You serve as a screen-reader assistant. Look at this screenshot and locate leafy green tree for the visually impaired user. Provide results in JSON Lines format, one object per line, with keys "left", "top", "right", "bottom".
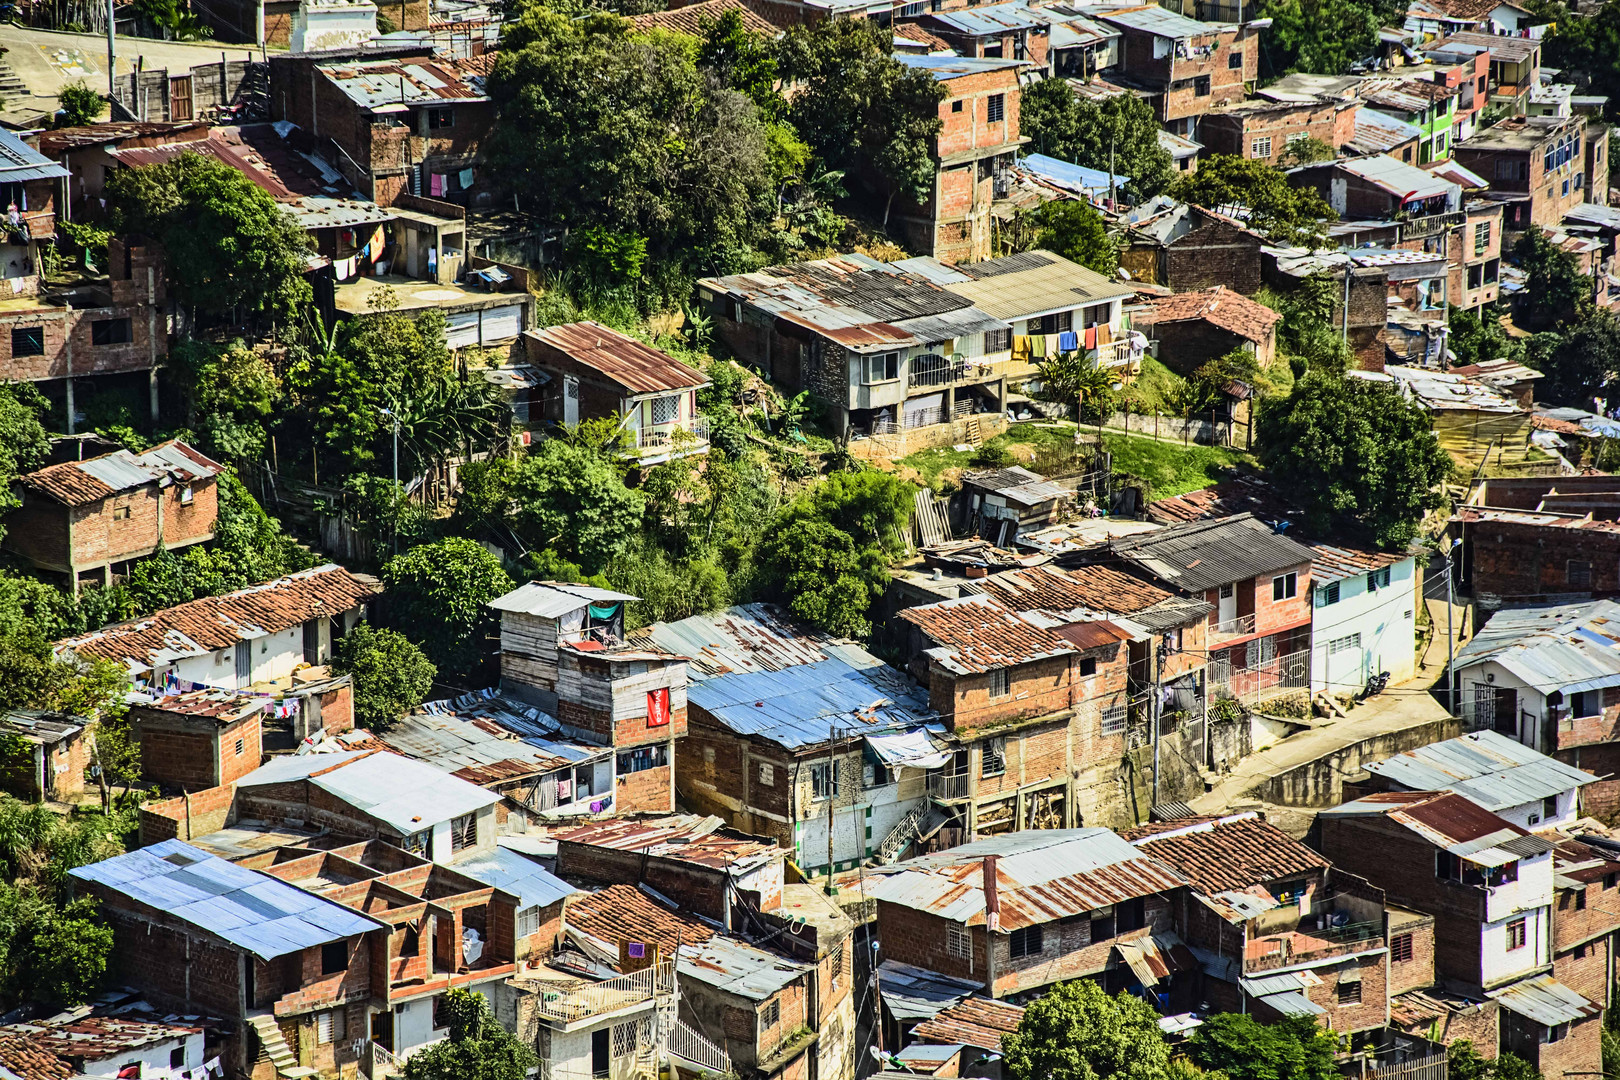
{"left": 1002, "top": 978, "right": 1170, "bottom": 1080}
{"left": 759, "top": 517, "right": 886, "bottom": 638}
{"left": 382, "top": 537, "right": 513, "bottom": 679}
{"left": 1258, "top": 0, "right": 1383, "bottom": 77}
{"left": 333, "top": 624, "right": 437, "bottom": 731}
{"left": 1447, "top": 1041, "right": 1491, "bottom": 1080}
{"left": 1026, "top": 200, "right": 1119, "bottom": 275}
{"left": 1539, "top": 309, "right": 1620, "bottom": 408}
{"left": 1019, "top": 81, "right": 1176, "bottom": 200}
{"left": 168, "top": 339, "right": 281, "bottom": 464}
{"left": 1277, "top": 136, "right": 1336, "bottom": 166}
{"left": 511, "top": 438, "right": 645, "bottom": 574}
{"left": 104, "top": 152, "right": 312, "bottom": 325}
{"left": 1542, "top": 0, "right": 1620, "bottom": 119}
{"left": 793, "top": 469, "right": 914, "bottom": 553}
{"left": 1513, "top": 226, "right": 1593, "bottom": 331}
{"left": 1038, "top": 352, "right": 1117, "bottom": 419}
{"left": 1173, "top": 155, "right": 1333, "bottom": 247}
{"left": 403, "top": 989, "right": 537, "bottom": 1080}
{"left": 778, "top": 19, "right": 946, "bottom": 223}
{"left": 1448, "top": 304, "right": 1523, "bottom": 367}
{"left": 1257, "top": 275, "right": 1352, "bottom": 373}
{"left": 1257, "top": 371, "right": 1450, "bottom": 548}
{"left": 1492, "top": 1054, "right": 1543, "bottom": 1080}
{"left": 1186, "top": 1014, "right": 1340, "bottom": 1080}
{"left": 0, "top": 384, "right": 50, "bottom": 546}
{"left": 701, "top": 9, "right": 787, "bottom": 121}
{"left": 54, "top": 82, "right": 103, "bottom": 127}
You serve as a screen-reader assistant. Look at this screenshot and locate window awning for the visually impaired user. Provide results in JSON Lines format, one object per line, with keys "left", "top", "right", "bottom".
{"left": 1338, "top": 965, "right": 1362, "bottom": 985}
{"left": 866, "top": 726, "right": 952, "bottom": 770}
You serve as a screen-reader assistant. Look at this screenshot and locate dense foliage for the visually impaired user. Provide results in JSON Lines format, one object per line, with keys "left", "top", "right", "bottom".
{"left": 0, "top": 384, "right": 50, "bottom": 545}
{"left": 381, "top": 537, "right": 515, "bottom": 680}
{"left": 1003, "top": 979, "right": 1171, "bottom": 1080}
{"left": 333, "top": 624, "right": 438, "bottom": 731}
{"left": 1186, "top": 1014, "right": 1341, "bottom": 1080}
{"left": 1173, "top": 155, "right": 1333, "bottom": 247}
{"left": 1019, "top": 81, "right": 1176, "bottom": 201}
{"left": 403, "top": 989, "right": 537, "bottom": 1080}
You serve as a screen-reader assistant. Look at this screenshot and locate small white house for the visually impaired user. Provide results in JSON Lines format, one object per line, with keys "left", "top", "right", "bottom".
{"left": 10, "top": 1013, "right": 205, "bottom": 1078}
{"left": 1363, "top": 730, "right": 1596, "bottom": 832}
{"left": 1309, "top": 546, "right": 1418, "bottom": 697}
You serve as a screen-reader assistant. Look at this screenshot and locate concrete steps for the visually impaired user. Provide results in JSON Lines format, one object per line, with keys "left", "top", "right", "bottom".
{"left": 247, "top": 1013, "right": 313, "bottom": 1078}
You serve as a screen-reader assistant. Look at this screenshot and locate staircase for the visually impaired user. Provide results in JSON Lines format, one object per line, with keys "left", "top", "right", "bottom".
{"left": 248, "top": 1013, "right": 317, "bottom": 1078}
{"left": 872, "top": 804, "right": 925, "bottom": 866}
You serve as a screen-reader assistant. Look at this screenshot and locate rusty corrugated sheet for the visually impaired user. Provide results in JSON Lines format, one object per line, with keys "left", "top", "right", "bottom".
{"left": 554, "top": 814, "right": 780, "bottom": 872}
{"left": 528, "top": 322, "right": 710, "bottom": 395}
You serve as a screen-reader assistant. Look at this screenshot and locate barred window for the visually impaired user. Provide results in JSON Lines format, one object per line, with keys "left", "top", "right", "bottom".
{"left": 947, "top": 925, "right": 971, "bottom": 958}
{"left": 1391, "top": 933, "right": 1414, "bottom": 962}
{"left": 1368, "top": 567, "right": 1391, "bottom": 590}
{"left": 987, "top": 669, "right": 1010, "bottom": 699}
{"left": 1337, "top": 980, "right": 1362, "bottom": 1005}
{"left": 981, "top": 738, "right": 1006, "bottom": 777}
{"left": 1100, "top": 703, "right": 1128, "bottom": 736}
{"left": 987, "top": 94, "right": 1005, "bottom": 123}
{"left": 984, "top": 328, "right": 1012, "bottom": 353}
{"left": 1507, "top": 918, "right": 1527, "bottom": 951}
{"left": 450, "top": 813, "right": 477, "bottom": 853}
{"left": 612, "top": 1020, "right": 637, "bottom": 1057}
{"left": 1252, "top": 136, "right": 1272, "bottom": 159}
{"left": 1009, "top": 925, "right": 1043, "bottom": 958}
{"left": 811, "top": 763, "right": 838, "bottom": 800}
{"left": 516, "top": 906, "right": 541, "bottom": 938}
{"left": 761, "top": 999, "right": 780, "bottom": 1029}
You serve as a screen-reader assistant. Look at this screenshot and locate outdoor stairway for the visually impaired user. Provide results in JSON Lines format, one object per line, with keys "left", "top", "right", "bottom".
{"left": 873, "top": 804, "right": 925, "bottom": 865}
{"left": 248, "top": 1013, "right": 316, "bottom": 1078}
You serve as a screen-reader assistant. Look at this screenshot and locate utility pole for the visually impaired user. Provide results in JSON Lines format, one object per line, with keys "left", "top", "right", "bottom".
{"left": 1108, "top": 136, "right": 1117, "bottom": 210}
{"left": 1151, "top": 638, "right": 1167, "bottom": 809}
{"left": 1445, "top": 537, "right": 1461, "bottom": 714}
{"left": 106, "top": 0, "right": 116, "bottom": 101}
{"left": 825, "top": 721, "right": 837, "bottom": 896}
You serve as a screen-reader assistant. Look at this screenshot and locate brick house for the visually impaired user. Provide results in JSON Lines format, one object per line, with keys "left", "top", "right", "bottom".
{"left": 1454, "top": 116, "right": 1597, "bottom": 231}
{"left": 1096, "top": 7, "right": 1259, "bottom": 136}
{"left": 1135, "top": 286, "right": 1281, "bottom": 377}
{"left": 1105, "top": 514, "right": 1316, "bottom": 708}
{"left": 1403, "top": 0, "right": 1534, "bottom": 38}
{"left": 1453, "top": 199, "right": 1504, "bottom": 311}
{"left": 890, "top": 56, "right": 1029, "bottom": 263}
{"left": 268, "top": 47, "right": 494, "bottom": 209}
{"left": 677, "top": 935, "right": 818, "bottom": 1080}
{"left": 1121, "top": 205, "right": 1268, "bottom": 295}
{"left": 56, "top": 564, "right": 378, "bottom": 689}
{"left": 128, "top": 690, "right": 269, "bottom": 792}
{"left": 523, "top": 322, "right": 712, "bottom": 464}
{"left": 0, "top": 128, "right": 69, "bottom": 293}
{"left": 1359, "top": 730, "right": 1593, "bottom": 833}
{"left": 1548, "top": 836, "right": 1620, "bottom": 1011}
{"left": 1196, "top": 97, "right": 1360, "bottom": 166}
{"left": 1290, "top": 155, "right": 1462, "bottom": 222}
{"left": 904, "top": 1, "right": 1052, "bottom": 66}
{"left": 1122, "top": 812, "right": 1392, "bottom": 1034}
{"left": 1423, "top": 32, "right": 1540, "bottom": 116}
{"left": 869, "top": 829, "right": 1194, "bottom": 999}
{"left": 3, "top": 440, "right": 221, "bottom": 592}
{"left": 635, "top": 604, "right": 940, "bottom": 875}
{"left": 0, "top": 710, "right": 88, "bottom": 802}
{"left": 898, "top": 594, "right": 1138, "bottom": 836}
{"left": 1415, "top": 40, "right": 1494, "bottom": 143}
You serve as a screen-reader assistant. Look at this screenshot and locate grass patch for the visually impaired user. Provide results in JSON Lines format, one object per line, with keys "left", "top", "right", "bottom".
{"left": 1103, "top": 434, "right": 1252, "bottom": 500}
{"left": 1119, "top": 356, "right": 1190, "bottom": 414}
{"left": 898, "top": 422, "right": 1088, "bottom": 488}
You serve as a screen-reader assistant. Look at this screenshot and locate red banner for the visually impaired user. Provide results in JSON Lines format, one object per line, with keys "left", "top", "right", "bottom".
{"left": 647, "top": 687, "right": 670, "bottom": 727}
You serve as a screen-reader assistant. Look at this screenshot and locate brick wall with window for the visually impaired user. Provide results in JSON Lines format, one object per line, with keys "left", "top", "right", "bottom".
{"left": 1387, "top": 913, "right": 1438, "bottom": 996}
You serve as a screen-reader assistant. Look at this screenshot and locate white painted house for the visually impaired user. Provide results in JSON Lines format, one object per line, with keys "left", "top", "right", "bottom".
{"left": 8, "top": 1012, "right": 206, "bottom": 1078}
{"left": 1309, "top": 545, "right": 1418, "bottom": 697}
{"left": 1363, "top": 729, "right": 1595, "bottom": 832}
{"left": 55, "top": 565, "right": 378, "bottom": 691}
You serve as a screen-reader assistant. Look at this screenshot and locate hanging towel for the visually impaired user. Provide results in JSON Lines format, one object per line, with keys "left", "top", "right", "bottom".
{"left": 1083, "top": 325, "right": 1098, "bottom": 350}
{"left": 430, "top": 172, "right": 446, "bottom": 196}
{"left": 1058, "top": 330, "right": 1079, "bottom": 353}
{"left": 1098, "top": 322, "right": 1113, "bottom": 346}
{"left": 459, "top": 167, "right": 476, "bottom": 190}
{"left": 1012, "top": 334, "right": 1032, "bottom": 362}
{"left": 1031, "top": 334, "right": 1048, "bottom": 359}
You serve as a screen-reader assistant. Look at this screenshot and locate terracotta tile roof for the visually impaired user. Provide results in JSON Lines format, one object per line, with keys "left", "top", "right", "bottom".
{"left": 898, "top": 593, "right": 1080, "bottom": 674}
{"left": 910, "top": 997, "right": 1024, "bottom": 1049}
{"left": 11, "top": 1015, "right": 204, "bottom": 1062}
{"left": 1121, "top": 812, "right": 1330, "bottom": 895}
{"left": 895, "top": 21, "right": 952, "bottom": 49}
{"left": 58, "top": 565, "right": 380, "bottom": 672}
{"left": 1412, "top": 0, "right": 1525, "bottom": 20}
{"left": 21, "top": 440, "right": 222, "bottom": 507}
{"left": 0, "top": 1032, "right": 72, "bottom": 1079}
{"left": 630, "top": 0, "right": 782, "bottom": 36}
{"left": 527, "top": 322, "right": 710, "bottom": 395}
{"left": 1144, "top": 286, "right": 1280, "bottom": 344}
{"left": 566, "top": 884, "right": 714, "bottom": 959}
{"left": 979, "top": 564, "right": 1175, "bottom": 617}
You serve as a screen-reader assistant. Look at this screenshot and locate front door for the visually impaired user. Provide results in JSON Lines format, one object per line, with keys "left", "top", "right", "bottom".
{"left": 302, "top": 619, "right": 321, "bottom": 665}
{"left": 591, "top": 1028, "right": 610, "bottom": 1079}
{"left": 563, "top": 375, "right": 580, "bottom": 425}
{"left": 370, "top": 1008, "right": 392, "bottom": 1051}
{"left": 1493, "top": 686, "right": 1519, "bottom": 737}
{"left": 235, "top": 641, "right": 252, "bottom": 687}
{"left": 1218, "top": 583, "right": 1236, "bottom": 625}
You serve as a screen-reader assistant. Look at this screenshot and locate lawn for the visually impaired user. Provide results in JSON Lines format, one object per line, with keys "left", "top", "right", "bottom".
{"left": 897, "top": 422, "right": 1085, "bottom": 487}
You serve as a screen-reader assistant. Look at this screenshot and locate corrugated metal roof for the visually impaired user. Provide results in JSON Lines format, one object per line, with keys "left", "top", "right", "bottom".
{"left": 554, "top": 814, "right": 783, "bottom": 873}
{"left": 488, "top": 580, "right": 638, "bottom": 618}
{"left": 901, "top": 593, "right": 1082, "bottom": 675}
{"left": 22, "top": 440, "right": 222, "bottom": 507}
{"left": 381, "top": 705, "right": 594, "bottom": 783}
{"left": 236, "top": 748, "right": 498, "bottom": 833}
{"left": 910, "top": 996, "right": 1024, "bottom": 1048}
{"left": 1334, "top": 155, "right": 1459, "bottom": 205}
{"left": 877, "top": 961, "right": 981, "bottom": 1022}
{"left": 632, "top": 604, "right": 930, "bottom": 749}
{"left": 677, "top": 935, "right": 811, "bottom": 1000}
{"left": 1366, "top": 730, "right": 1596, "bottom": 811}
{"left": 1108, "top": 513, "right": 1315, "bottom": 594}
{"left": 452, "top": 846, "right": 577, "bottom": 911}
{"left": 1455, "top": 599, "right": 1620, "bottom": 695}
{"left": 1489, "top": 975, "right": 1601, "bottom": 1026}
{"left": 943, "top": 246, "right": 1134, "bottom": 318}
{"left": 0, "top": 128, "right": 70, "bottom": 184}
{"left": 1346, "top": 107, "right": 1425, "bottom": 154}
{"left": 1256, "top": 989, "right": 1327, "bottom": 1016}
{"left": 527, "top": 322, "right": 710, "bottom": 395}
{"left": 1097, "top": 5, "right": 1232, "bottom": 35}
{"left": 0, "top": 709, "right": 85, "bottom": 744}
{"left": 922, "top": 0, "right": 1046, "bottom": 35}
{"left": 316, "top": 57, "right": 488, "bottom": 108}
{"left": 68, "top": 839, "right": 385, "bottom": 961}
{"left": 893, "top": 54, "right": 1029, "bottom": 80}
{"left": 1322, "top": 791, "right": 1557, "bottom": 863}
{"left": 867, "top": 828, "right": 1189, "bottom": 930}
{"left": 1122, "top": 812, "right": 1331, "bottom": 896}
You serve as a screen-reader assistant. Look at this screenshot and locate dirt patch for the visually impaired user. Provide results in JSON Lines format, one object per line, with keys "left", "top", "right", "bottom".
{"left": 1001, "top": 442, "right": 1038, "bottom": 464}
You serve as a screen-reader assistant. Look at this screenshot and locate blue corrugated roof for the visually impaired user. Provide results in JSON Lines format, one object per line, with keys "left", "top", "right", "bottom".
{"left": 69, "top": 839, "right": 385, "bottom": 960}
{"left": 453, "top": 846, "right": 577, "bottom": 912}
{"left": 894, "top": 54, "right": 1028, "bottom": 79}
{"left": 1020, "top": 152, "right": 1131, "bottom": 195}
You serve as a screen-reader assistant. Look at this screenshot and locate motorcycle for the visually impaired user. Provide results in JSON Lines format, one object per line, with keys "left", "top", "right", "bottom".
{"left": 1362, "top": 671, "right": 1392, "bottom": 699}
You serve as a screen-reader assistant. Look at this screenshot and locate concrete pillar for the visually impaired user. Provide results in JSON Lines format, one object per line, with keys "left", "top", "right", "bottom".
{"left": 63, "top": 305, "right": 75, "bottom": 436}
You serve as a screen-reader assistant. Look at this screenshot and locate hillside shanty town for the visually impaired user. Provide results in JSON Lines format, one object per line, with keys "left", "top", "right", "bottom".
{"left": 19, "top": 0, "right": 1620, "bottom": 1078}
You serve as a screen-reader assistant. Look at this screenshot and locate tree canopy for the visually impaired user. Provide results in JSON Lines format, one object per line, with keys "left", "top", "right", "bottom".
{"left": 1257, "top": 371, "right": 1450, "bottom": 548}
{"left": 1186, "top": 1014, "right": 1341, "bottom": 1080}
{"left": 1257, "top": 0, "right": 1386, "bottom": 77}
{"left": 1173, "top": 155, "right": 1332, "bottom": 247}
{"left": 512, "top": 435, "right": 647, "bottom": 574}
{"left": 0, "top": 384, "right": 50, "bottom": 547}
{"left": 1019, "top": 81, "right": 1176, "bottom": 201}
{"left": 403, "top": 989, "right": 537, "bottom": 1080}
{"left": 1512, "top": 226, "right": 1594, "bottom": 332}
{"left": 1003, "top": 978, "right": 1171, "bottom": 1080}
{"left": 1026, "top": 200, "right": 1120, "bottom": 275}
{"left": 333, "top": 624, "right": 437, "bottom": 731}
{"left": 381, "top": 537, "right": 514, "bottom": 680}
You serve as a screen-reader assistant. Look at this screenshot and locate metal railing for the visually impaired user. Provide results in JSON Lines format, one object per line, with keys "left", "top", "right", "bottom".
{"left": 927, "top": 771, "right": 972, "bottom": 801}
{"left": 1211, "top": 612, "right": 1257, "bottom": 639}
{"left": 369, "top": 1042, "right": 405, "bottom": 1078}
{"left": 1372, "top": 1052, "right": 1449, "bottom": 1080}
{"left": 530, "top": 961, "right": 675, "bottom": 1025}
{"left": 1207, "top": 648, "right": 1310, "bottom": 707}
{"left": 909, "top": 358, "right": 1004, "bottom": 389}
{"left": 636, "top": 416, "right": 710, "bottom": 451}
{"left": 668, "top": 1019, "right": 731, "bottom": 1075}
{"left": 875, "top": 804, "right": 926, "bottom": 865}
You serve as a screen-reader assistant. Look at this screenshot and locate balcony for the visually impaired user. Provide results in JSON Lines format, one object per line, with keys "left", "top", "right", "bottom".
{"left": 1400, "top": 211, "right": 1465, "bottom": 241}
{"left": 928, "top": 771, "right": 972, "bottom": 801}
{"left": 909, "top": 356, "right": 1005, "bottom": 390}
{"left": 1245, "top": 918, "right": 1384, "bottom": 973}
{"left": 635, "top": 416, "right": 710, "bottom": 459}
{"left": 1210, "top": 612, "right": 1256, "bottom": 640}
{"left": 530, "top": 961, "right": 675, "bottom": 1030}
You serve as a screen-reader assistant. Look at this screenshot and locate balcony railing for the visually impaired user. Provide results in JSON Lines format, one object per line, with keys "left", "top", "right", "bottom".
{"left": 928, "top": 771, "right": 972, "bottom": 801}
{"left": 669, "top": 1019, "right": 731, "bottom": 1076}
{"left": 530, "top": 961, "right": 675, "bottom": 1025}
{"left": 1211, "top": 612, "right": 1256, "bottom": 639}
{"left": 636, "top": 416, "right": 710, "bottom": 453}
{"left": 909, "top": 357, "right": 1004, "bottom": 389}
{"left": 1246, "top": 920, "right": 1384, "bottom": 972}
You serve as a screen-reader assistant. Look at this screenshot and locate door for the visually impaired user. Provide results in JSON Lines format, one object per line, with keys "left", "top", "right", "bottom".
{"left": 479, "top": 305, "right": 522, "bottom": 344}
{"left": 1324, "top": 633, "right": 1363, "bottom": 696}
{"left": 370, "top": 1008, "right": 392, "bottom": 1052}
{"left": 1493, "top": 686, "right": 1519, "bottom": 737}
{"left": 235, "top": 641, "right": 252, "bottom": 687}
{"left": 303, "top": 619, "right": 321, "bottom": 665}
{"left": 169, "top": 75, "right": 193, "bottom": 121}
{"left": 1218, "top": 583, "right": 1236, "bottom": 625}
{"left": 563, "top": 375, "right": 580, "bottom": 425}
{"left": 591, "top": 1028, "right": 610, "bottom": 1079}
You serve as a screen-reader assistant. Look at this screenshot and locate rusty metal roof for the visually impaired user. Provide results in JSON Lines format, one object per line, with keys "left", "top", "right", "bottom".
{"left": 57, "top": 565, "right": 379, "bottom": 674}
{"left": 36, "top": 120, "right": 208, "bottom": 156}
{"left": 8, "top": 1014, "right": 202, "bottom": 1062}
{"left": 554, "top": 814, "right": 783, "bottom": 873}
{"left": 1323, "top": 790, "right": 1558, "bottom": 862}
{"left": 980, "top": 564, "right": 1175, "bottom": 617}
{"left": 867, "top": 828, "right": 1189, "bottom": 930}
{"left": 22, "top": 440, "right": 222, "bottom": 507}
{"left": 900, "top": 593, "right": 1081, "bottom": 674}
{"left": 316, "top": 57, "right": 488, "bottom": 108}
{"left": 910, "top": 997, "right": 1024, "bottom": 1049}
{"left": 133, "top": 688, "right": 267, "bottom": 725}
{"left": 630, "top": 0, "right": 782, "bottom": 35}
{"left": 1108, "top": 513, "right": 1315, "bottom": 594}
{"left": 0, "top": 709, "right": 85, "bottom": 745}
{"left": 1122, "top": 811, "right": 1330, "bottom": 897}
{"left": 528, "top": 322, "right": 710, "bottom": 395}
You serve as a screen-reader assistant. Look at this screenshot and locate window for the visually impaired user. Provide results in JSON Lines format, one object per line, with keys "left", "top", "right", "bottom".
{"left": 1544, "top": 795, "right": 1560, "bottom": 819}
{"left": 761, "top": 999, "right": 780, "bottom": 1029}
{"left": 171, "top": 1047, "right": 185, "bottom": 1069}
{"left": 91, "top": 318, "right": 132, "bottom": 346}
{"left": 617, "top": 743, "right": 669, "bottom": 774}
{"left": 759, "top": 762, "right": 774, "bottom": 786}
{"left": 984, "top": 328, "right": 1012, "bottom": 352}
{"left": 1228, "top": 50, "right": 1243, "bottom": 68}
{"left": 987, "top": 94, "right": 1005, "bottom": 123}
{"left": 112, "top": 505, "right": 132, "bottom": 521}
{"left": 864, "top": 352, "right": 899, "bottom": 383}
{"left": 1568, "top": 559, "right": 1593, "bottom": 589}
{"left": 321, "top": 941, "right": 348, "bottom": 975}
{"left": 987, "top": 669, "right": 1010, "bottom": 699}
{"left": 403, "top": 830, "right": 430, "bottom": 858}
{"left": 1507, "top": 918, "right": 1527, "bottom": 951}
{"left": 1436, "top": 850, "right": 1459, "bottom": 880}
{"left": 982, "top": 738, "right": 1006, "bottom": 777}
{"left": 450, "top": 812, "right": 477, "bottom": 853}
{"left": 180, "top": 484, "right": 194, "bottom": 504}
{"left": 1337, "top": 979, "right": 1362, "bottom": 1005}
{"left": 650, "top": 395, "right": 679, "bottom": 425}
{"left": 1606, "top": 873, "right": 1617, "bottom": 890}
{"left": 317, "top": 1010, "right": 344, "bottom": 1044}
{"left": 9, "top": 327, "right": 43, "bottom": 357}
{"left": 1318, "top": 581, "right": 1341, "bottom": 606}
{"left": 433, "top": 994, "right": 453, "bottom": 1029}
{"left": 516, "top": 906, "right": 541, "bottom": 937}
{"left": 612, "top": 1020, "right": 637, "bottom": 1057}
{"left": 1328, "top": 633, "right": 1361, "bottom": 655}
{"left": 1391, "top": 933, "right": 1414, "bottom": 962}
{"left": 1100, "top": 702, "right": 1128, "bottom": 736}
{"left": 1251, "top": 136, "right": 1273, "bottom": 159}
{"left": 947, "top": 925, "right": 971, "bottom": 958}
{"left": 427, "top": 107, "right": 455, "bottom": 129}
{"left": 234, "top": 738, "right": 244, "bottom": 756}
{"left": 1080, "top": 657, "right": 1097, "bottom": 677}
{"left": 1009, "top": 925, "right": 1043, "bottom": 958}
{"left": 952, "top": 100, "right": 964, "bottom": 112}
{"left": 1576, "top": 890, "right": 1587, "bottom": 911}
{"left": 830, "top": 943, "right": 845, "bottom": 988}
{"left": 1193, "top": 75, "right": 1211, "bottom": 95}
{"left": 811, "top": 762, "right": 839, "bottom": 800}
{"left": 1475, "top": 221, "right": 1491, "bottom": 254}
{"left": 1563, "top": 178, "right": 1571, "bottom": 196}
{"left": 1368, "top": 567, "right": 1391, "bottom": 590}
{"left": 1272, "top": 572, "right": 1297, "bottom": 601}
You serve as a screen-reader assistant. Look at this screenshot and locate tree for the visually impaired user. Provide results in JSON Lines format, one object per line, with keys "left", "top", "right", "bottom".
{"left": 1173, "top": 155, "right": 1333, "bottom": 247}
{"left": 1258, "top": 275, "right": 1352, "bottom": 372}
{"left": 1257, "top": 0, "right": 1383, "bottom": 77}
{"left": 403, "top": 989, "right": 537, "bottom": 1080}
{"left": 1513, "top": 226, "right": 1593, "bottom": 331}
{"left": 512, "top": 438, "right": 647, "bottom": 574}
{"left": 1026, "top": 200, "right": 1119, "bottom": 275}
{"left": 1277, "top": 136, "right": 1336, "bottom": 166}
{"left": 1038, "top": 352, "right": 1117, "bottom": 420}
{"left": 1447, "top": 1041, "right": 1491, "bottom": 1080}
{"left": 778, "top": 19, "right": 946, "bottom": 222}
{"left": 759, "top": 517, "right": 886, "bottom": 638}
{"left": 333, "top": 624, "right": 437, "bottom": 731}
{"left": 1018, "top": 82, "right": 1176, "bottom": 201}
{"left": 1002, "top": 979, "right": 1170, "bottom": 1080}
{"left": 1186, "top": 1013, "right": 1340, "bottom": 1080}
{"left": 382, "top": 538, "right": 513, "bottom": 680}
{"left": 168, "top": 339, "right": 281, "bottom": 464}
{"left": 54, "top": 82, "right": 103, "bottom": 127}
{"left": 792, "top": 469, "right": 914, "bottom": 553}
{"left": 104, "top": 152, "right": 312, "bottom": 325}
{"left": 0, "top": 384, "right": 50, "bottom": 546}
{"left": 1257, "top": 371, "right": 1450, "bottom": 548}
{"left": 1448, "top": 304, "right": 1523, "bottom": 368}
{"left": 1536, "top": 311, "right": 1620, "bottom": 408}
